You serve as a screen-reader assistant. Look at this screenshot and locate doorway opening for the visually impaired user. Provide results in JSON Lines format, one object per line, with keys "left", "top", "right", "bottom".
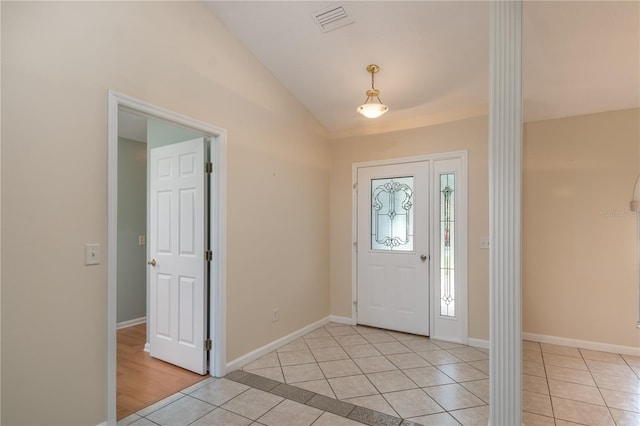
{"left": 352, "top": 152, "right": 468, "bottom": 344}
{"left": 107, "top": 91, "right": 227, "bottom": 425}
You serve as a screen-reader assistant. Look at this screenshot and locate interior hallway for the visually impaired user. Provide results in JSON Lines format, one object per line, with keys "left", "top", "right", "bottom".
{"left": 118, "top": 322, "right": 640, "bottom": 426}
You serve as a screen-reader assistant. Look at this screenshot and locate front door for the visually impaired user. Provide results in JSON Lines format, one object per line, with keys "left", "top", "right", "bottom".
{"left": 357, "top": 162, "right": 430, "bottom": 335}
{"left": 148, "top": 137, "right": 208, "bottom": 374}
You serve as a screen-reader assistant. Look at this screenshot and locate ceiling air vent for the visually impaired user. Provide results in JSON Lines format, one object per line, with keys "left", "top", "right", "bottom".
{"left": 312, "top": 4, "right": 353, "bottom": 33}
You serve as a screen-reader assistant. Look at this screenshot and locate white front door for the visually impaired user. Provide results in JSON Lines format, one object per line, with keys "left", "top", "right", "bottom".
{"left": 357, "top": 162, "right": 430, "bottom": 335}
{"left": 149, "top": 137, "right": 208, "bottom": 375}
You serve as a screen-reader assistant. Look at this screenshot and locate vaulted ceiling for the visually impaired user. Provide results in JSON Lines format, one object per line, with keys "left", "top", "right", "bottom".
{"left": 206, "top": 1, "right": 639, "bottom": 136}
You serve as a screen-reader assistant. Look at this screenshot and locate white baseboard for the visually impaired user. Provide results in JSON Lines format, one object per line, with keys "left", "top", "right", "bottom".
{"left": 523, "top": 332, "right": 640, "bottom": 357}
{"left": 226, "top": 316, "right": 330, "bottom": 372}
{"left": 468, "top": 338, "right": 489, "bottom": 349}
{"left": 96, "top": 422, "right": 107, "bottom": 426}
{"left": 116, "top": 316, "right": 146, "bottom": 330}
{"left": 144, "top": 342, "right": 150, "bottom": 353}
{"left": 329, "top": 315, "right": 356, "bottom": 325}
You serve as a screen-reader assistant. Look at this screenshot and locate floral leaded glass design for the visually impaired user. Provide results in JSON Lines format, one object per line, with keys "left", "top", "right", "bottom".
{"left": 440, "top": 173, "right": 456, "bottom": 317}
{"left": 371, "top": 176, "right": 414, "bottom": 251}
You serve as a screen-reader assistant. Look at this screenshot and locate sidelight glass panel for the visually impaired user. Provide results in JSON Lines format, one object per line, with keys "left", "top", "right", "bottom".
{"left": 371, "top": 176, "right": 414, "bottom": 251}
{"left": 440, "top": 173, "right": 456, "bottom": 317}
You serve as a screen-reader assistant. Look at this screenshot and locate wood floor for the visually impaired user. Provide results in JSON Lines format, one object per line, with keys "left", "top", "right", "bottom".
{"left": 117, "top": 323, "right": 207, "bottom": 420}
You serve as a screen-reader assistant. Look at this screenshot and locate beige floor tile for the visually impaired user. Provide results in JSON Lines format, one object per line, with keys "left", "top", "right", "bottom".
{"left": 366, "top": 370, "right": 418, "bottom": 393}
{"left": 523, "top": 341, "right": 541, "bottom": 352}
{"left": 554, "top": 420, "right": 586, "bottom": 426}
{"left": 551, "top": 396, "right": 615, "bottom": 426}
{"left": 335, "top": 334, "right": 368, "bottom": 346}
{"left": 524, "top": 350, "right": 544, "bottom": 364}
{"left": 373, "top": 342, "right": 412, "bottom": 355}
{"left": 327, "top": 326, "right": 358, "bottom": 337}
{"left": 221, "top": 388, "right": 283, "bottom": 421}
{"left": 386, "top": 352, "right": 430, "bottom": 369}
{"left": 402, "top": 366, "right": 455, "bottom": 387}
{"left": 424, "top": 383, "right": 485, "bottom": 411}
{"left": 523, "top": 391, "right": 553, "bottom": 417}
{"left": 524, "top": 361, "right": 547, "bottom": 378}
{"left": 312, "top": 411, "right": 366, "bottom": 426}
{"left": 243, "top": 352, "right": 281, "bottom": 370}
{"left": 521, "top": 412, "right": 555, "bottom": 426}
{"left": 548, "top": 379, "right": 604, "bottom": 405}
{"left": 257, "top": 399, "right": 322, "bottom": 426}
{"left": 432, "top": 340, "right": 467, "bottom": 350}
{"left": 189, "top": 379, "right": 250, "bottom": 406}
{"left": 523, "top": 374, "right": 550, "bottom": 395}
{"left": 541, "top": 343, "right": 582, "bottom": 358}
{"left": 282, "top": 364, "right": 325, "bottom": 384}
{"left": 304, "top": 336, "right": 339, "bottom": 349}
{"left": 328, "top": 375, "right": 378, "bottom": 400}
{"left": 599, "top": 388, "right": 640, "bottom": 412}
{"left": 436, "top": 363, "right": 488, "bottom": 382}
{"left": 467, "top": 360, "right": 490, "bottom": 375}
{"left": 362, "top": 332, "right": 398, "bottom": 344}
{"left": 146, "top": 395, "right": 215, "bottom": 426}
{"left": 417, "top": 350, "right": 464, "bottom": 365}
{"left": 277, "top": 339, "right": 309, "bottom": 353}
{"left": 387, "top": 330, "right": 424, "bottom": 342}
{"left": 446, "top": 347, "right": 489, "bottom": 362}
{"left": 406, "top": 412, "right": 460, "bottom": 425}
{"left": 545, "top": 364, "right": 595, "bottom": 386}
{"left": 449, "top": 405, "right": 489, "bottom": 426}
{"left": 278, "top": 349, "right": 316, "bottom": 366}
{"left": 344, "top": 394, "right": 398, "bottom": 417}
{"left": 318, "top": 359, "right": 362, "bottom": 379}
{"left": 592, "top": 371, "right": 640, "bottom": 394}
{"left": 585, "top": 359, "right": 634, "bottom": 377}
{"left": 352, "top": 325, "right": 379, "bottom": 334}
{"left": 293, "top": 379, "right": 336, "bottom": 399}
{"left": 543, "top": 353, "right": 588, "bottom": 370}
{"left": 311, "top": 346, "right": 350, "bottom": 362}
{"left": 342, "top": 344, "right": 382, "bottom": 358}
{"left": 190, "top": 408, "right": 252, "bottom": 426}
{"left": 353, "top": 355, "right": 397, "bottom": 373}
{"left": 245, "top": 367, "right": 284, "bottom": 383}
{"left": 579, "top": 348, "right": 625, "bottom": 364}
{"left": 402, "top": 339, "right": 441, "bottom": 352}
{"left": 304, "top": 328, "right": 331, "bottom": 339}
{"left": 460, "top": 379, "right": 490, "bottom": 403}
{"left": 622, "top": 354, "right": 640, "bottom": 367}
{"left": 609, "top": 408, "right": 640, "bottom": 426}
{"left": 382, "top": 388, "right": 444, "bottom": 418}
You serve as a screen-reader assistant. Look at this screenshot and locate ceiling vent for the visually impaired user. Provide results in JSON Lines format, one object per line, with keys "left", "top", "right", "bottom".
{"left": 312, "top": 4, "right": 353, "bottom": 33}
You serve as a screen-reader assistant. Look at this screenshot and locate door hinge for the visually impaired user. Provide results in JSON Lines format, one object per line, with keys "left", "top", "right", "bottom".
{"left": 204, "top": 339, "right": 212, "bottom": 351}
{"left": 205, "top": 250, "right": 213, "bottom": 261}
{"left": 353, "top": 300, "right": 358, "bottom": 313}
{"left": 353, "top": 182, "right": 358, "bottom": 190}
{"left": 353, "top": 241, "right": 358, "bottom": 252}
{"left": 205, "top": 162, "right": 213, "bottom": 174}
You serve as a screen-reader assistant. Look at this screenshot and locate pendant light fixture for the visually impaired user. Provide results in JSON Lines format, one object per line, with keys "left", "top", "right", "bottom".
{"left": 357, "top": 64, "right": 389, "bottom": 118}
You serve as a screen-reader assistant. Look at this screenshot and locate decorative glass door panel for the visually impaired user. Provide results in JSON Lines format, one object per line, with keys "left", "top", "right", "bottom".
{"left": 439, "top": 173, "right": 455, "bottom": 317}
{"left": 371, "top": 176, "right": 414, "bottom": 251}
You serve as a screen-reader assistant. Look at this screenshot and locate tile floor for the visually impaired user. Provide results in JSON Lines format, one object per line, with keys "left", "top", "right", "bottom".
{"left": 119, "top": 322, "right": 640, "bottom": 426}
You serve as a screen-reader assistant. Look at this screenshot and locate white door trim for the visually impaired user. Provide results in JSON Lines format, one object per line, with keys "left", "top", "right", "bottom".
{"left": 351, "top": 151, "right": 467, "bottom": 341}
{"left": 107, "top": 91, "right": 228, "bottom": 426}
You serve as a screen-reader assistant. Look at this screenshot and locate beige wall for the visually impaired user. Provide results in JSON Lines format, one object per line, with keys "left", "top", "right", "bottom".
{"left": 329, "top": 116, "right": 490, "bottom": 341}
{"left": 523, "top": 108, "right": 640, "bottom": 348}
{"left": 1, "top": 2, "right": 330, "bottom": 425}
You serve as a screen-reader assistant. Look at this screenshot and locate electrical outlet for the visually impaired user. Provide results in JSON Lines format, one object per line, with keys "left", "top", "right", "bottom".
{"left": 138, "top": 235, "right": 146, "bottom": 246}
{"left": 272, "top": 308, "right": 279, "bottom": 322}
{"left": 480, "top": 238, "right": 490, "bottom": 249}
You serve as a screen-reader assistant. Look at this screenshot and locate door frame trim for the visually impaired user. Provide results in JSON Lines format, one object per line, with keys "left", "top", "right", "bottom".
{"left": 351, "top": 151, "right": 468, "bottom": 341}
{"left": 107, "top": 91, "right": 228, "bottom": 425}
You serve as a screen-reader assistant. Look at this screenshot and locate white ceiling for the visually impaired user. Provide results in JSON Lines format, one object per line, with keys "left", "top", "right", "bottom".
{"left": 206, "top": 1, "right": 639, "bottom": 136}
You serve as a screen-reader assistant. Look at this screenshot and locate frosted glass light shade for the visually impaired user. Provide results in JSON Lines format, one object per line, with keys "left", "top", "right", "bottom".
{"left": 631, "top": 175, "right": 640, "bottom": 212}
{"left": 357, "top": 102, "right": 389, "bottom": 119}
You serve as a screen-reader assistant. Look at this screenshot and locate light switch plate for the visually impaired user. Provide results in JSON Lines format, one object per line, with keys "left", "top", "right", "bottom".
{"left": 480, "top": 238, "right": 490, "bottom": 249}
{"left": 85, "top": 243, "right": 100, "bottom": 265}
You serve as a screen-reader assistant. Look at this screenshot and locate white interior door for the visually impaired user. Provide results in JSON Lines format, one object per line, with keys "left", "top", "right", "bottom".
{"left": 357, "top": 162, "right": 430, "bottom": 335}
{"left": 149, "top": 137, "right": 207, "bottom": 374}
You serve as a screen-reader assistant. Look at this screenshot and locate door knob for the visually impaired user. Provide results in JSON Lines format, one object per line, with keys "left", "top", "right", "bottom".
{"left": 148, "top": 259, "right": 157, "bottom": 267}
{"left": 420, "top": 254, "right": 427, "bottom": 262}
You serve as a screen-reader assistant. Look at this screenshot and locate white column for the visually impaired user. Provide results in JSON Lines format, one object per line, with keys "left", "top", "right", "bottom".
{"left": 489, "top": 1, "right": 523, "bottom": 425}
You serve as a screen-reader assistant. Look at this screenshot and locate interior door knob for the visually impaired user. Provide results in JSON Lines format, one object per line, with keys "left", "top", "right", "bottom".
{"left": 420, "top": 254, "right": 427, "bottom": 261}
{"left": 148, "top": 259, "right": 157, "bottom": 266}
